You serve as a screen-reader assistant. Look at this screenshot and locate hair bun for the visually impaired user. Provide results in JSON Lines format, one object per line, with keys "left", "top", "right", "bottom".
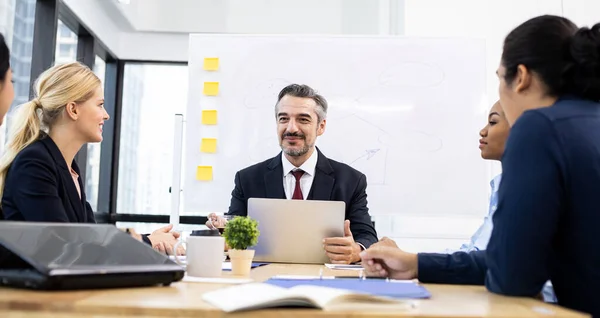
{"left": 562, "top": 23, "right": 600, "bottom": 101}
{"left": 570, "top": 24, "right": 600, "bottom": 68}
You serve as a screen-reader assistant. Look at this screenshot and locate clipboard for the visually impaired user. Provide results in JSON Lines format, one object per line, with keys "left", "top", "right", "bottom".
{"left": 265, "top": 276, "right": 431, "bottom": 299}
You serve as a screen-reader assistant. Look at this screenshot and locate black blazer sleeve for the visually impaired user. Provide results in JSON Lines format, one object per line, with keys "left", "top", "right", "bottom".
{"left": 227, "top": 171, "right": 247, "bottom": 216}
{"left": 84, "top": 200, "right": 96, "bottom": 223}
{"left": 418, "top": 250, "right": 487, "bottom": 285}
{"left": 348, "top": 174, "right": 378, "bottom": 249}
{"left": 5, "top": 152, "right": 71, "bottom": 222}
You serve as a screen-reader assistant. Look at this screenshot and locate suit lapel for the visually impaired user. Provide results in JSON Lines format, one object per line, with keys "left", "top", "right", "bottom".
{"left": 41, "top": 137, "right": 85, "bottom": 222}
{"left": 307, "top": 148, "right": 335, "bottom": 200}
{"left": 264, "top": 153, "right": 286, "bottom": 199}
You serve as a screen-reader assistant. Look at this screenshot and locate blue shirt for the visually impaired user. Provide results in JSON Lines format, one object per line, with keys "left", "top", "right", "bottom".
{"left": 456, "top": 174, "right": 558, "bottom": 303}
{"left": 458, "top": 174, "right": 502, "bottom": 252}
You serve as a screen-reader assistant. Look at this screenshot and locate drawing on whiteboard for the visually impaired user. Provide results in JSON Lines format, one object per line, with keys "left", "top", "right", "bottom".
{"left": 378, "top": 61, "right": 445, "bottom": 88}
{"left": 336, "top": 113, "right": 444, "bottom": 153}
{"left": 243, "top": 78, "right": 292, "bottom": 109}
{"left": 347, "top": 148, "right": 387, "bottom": 185}
{"left": 378, "top": 131, "right": 443, "bottom": 152}
{"left": 350, "top": 149, "right": 381, "bottom": 164}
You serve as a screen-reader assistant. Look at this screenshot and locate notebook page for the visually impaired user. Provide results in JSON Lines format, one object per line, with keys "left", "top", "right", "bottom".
{"left": 202, "top": 283, "right": 316, "bottom": 312}
{"left": 289, "top": 285, "right": 355, "bottom": 308}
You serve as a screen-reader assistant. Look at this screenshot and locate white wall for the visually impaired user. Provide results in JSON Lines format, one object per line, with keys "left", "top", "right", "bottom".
{"left": 563, "top": 0, "right": 600, "bottom": 28}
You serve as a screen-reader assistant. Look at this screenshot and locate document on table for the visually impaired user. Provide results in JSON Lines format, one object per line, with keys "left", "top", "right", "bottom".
{"left": 182, "top": 275, "right": 253, "bottom": 284}
{"left": 324, "top": 263, "right": 364, "bottom": 270}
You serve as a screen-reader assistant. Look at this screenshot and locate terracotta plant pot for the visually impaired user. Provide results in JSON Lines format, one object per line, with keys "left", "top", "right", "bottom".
{"left": 229, "top": 249, "right": 255, "bottom": 276}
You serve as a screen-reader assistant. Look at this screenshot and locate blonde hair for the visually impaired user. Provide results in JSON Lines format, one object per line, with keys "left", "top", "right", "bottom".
{"left": 0, "top": 62, "right": 100, "bottom": 200}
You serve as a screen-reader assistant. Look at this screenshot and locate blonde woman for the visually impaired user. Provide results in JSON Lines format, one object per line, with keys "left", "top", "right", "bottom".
{"left": 0, "top": 62, "right": 183, "bottom": 255}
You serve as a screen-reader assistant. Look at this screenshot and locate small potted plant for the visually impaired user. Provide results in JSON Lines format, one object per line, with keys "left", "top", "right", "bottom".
{"left": 223, "top": 216, "right": 260, "bottom": 276}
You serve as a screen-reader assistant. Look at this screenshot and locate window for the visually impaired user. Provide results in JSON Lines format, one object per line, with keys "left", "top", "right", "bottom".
{"left": 58, "top": 44, "right": 71, "bottom": 58}
{"left": 85, "top": 56, "right": 106, "bottom": 212}
{"left": 1, "top": 0, "right": 37, "bottom": 146}
{"left": 27, "top": 2, "right": 35, "bottom": 16}
{"left": 14, "top": 20, "right": 21, "bottom": 36}
{"left": 54, "top": 20, "right": 78, "bottom": 64}
{"left": 17, "top": 83, "right": 28, "bottom": 97}
{"left": 59, "top": 22, "right": 73, "bottom": 38}
{"left": 115, "top": 222, "right": 201, "bottom": 235}
{"left": 26, "top": 22, "right": 33, "bottom": 39}
{"left": 116, "top": 63, "right": 188, "bottom": 215}
{"left": 16, "top": 0, "right": 26, "bottom": 17}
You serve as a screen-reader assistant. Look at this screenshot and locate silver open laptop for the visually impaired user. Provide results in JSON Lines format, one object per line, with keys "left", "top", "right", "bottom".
{"left": 247, "top": 198, "right": 345, "bottom": 264}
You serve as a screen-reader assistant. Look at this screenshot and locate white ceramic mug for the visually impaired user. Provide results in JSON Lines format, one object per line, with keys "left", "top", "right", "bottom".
{"left": 173, "top": 234, "right": 224, "bottom": 277}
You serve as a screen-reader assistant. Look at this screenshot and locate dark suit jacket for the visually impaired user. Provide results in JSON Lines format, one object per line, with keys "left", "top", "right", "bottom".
{"left": 227, "top": 148, "right": 378, "bottom": 248}
{"left": 2, "top": 136, "right": 95, "bottom": 222}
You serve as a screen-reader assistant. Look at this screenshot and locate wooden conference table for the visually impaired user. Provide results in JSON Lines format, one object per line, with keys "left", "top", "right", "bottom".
{"left": 0, "top": 264, "right": 589, "bottom": 317}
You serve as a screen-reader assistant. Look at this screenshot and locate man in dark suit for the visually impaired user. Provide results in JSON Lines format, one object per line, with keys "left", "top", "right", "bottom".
{"left": 207, "top": 84, "right": 378, "bottom": 264}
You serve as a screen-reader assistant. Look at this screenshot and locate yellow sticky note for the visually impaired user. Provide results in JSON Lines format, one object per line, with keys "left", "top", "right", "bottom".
{"left": 203, "top": 58, "right": 219, "bottom": 71}
{"left": 203, "top": 82, "right": 219, "bottom": 96}
{"left": 200, "top": 138, "right": 217, "bottom": 153}
{"left": 201, "top": 110, "right": 217, "bottom": 125}
{"left": 196, "top": 166, "right": 213, "bottom": 181}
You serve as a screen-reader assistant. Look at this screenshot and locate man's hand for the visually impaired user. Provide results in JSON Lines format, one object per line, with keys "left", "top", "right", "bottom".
{"left": 360, "top": 245, "right": 418, "bottom": 280}
{"left": 373, "top": 237, "right": 398, "bottom": 248}
{"left": 148, "top": 224, "right": 185, "bottom": 255}
{"left": 205, "top": 213, "right": 228, "bottom": 230}
{"left": 323, "top": 220, "right": 362, "bottom": 264}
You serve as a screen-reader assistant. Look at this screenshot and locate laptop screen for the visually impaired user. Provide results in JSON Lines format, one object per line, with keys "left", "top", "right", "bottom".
{"left": 0, "top": 222, "right": 175, "bottom": 269}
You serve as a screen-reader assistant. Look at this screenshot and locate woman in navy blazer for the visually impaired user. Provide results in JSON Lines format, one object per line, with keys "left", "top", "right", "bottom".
{"left": 0, "top": 62, "right": 183, "bottom": 255}
{"left": 360, "top": 15, "right": 600, "bottom": 316}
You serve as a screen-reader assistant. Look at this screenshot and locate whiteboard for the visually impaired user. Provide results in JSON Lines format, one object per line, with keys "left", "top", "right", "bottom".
{"left": 182, "top": 34, "right": 490, "bottom": 217}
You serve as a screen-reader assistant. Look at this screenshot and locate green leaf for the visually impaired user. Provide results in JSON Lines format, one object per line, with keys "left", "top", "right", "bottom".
{"left": 223, "top": 216, "right": 260, "bottom": 250}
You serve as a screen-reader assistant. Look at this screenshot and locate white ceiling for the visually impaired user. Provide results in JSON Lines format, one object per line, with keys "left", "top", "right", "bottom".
{"left": 62, "top": 0, "right": 401, "bottom": 61}
{"left": 106, "top": 0, "right": 389, "bottom": 34}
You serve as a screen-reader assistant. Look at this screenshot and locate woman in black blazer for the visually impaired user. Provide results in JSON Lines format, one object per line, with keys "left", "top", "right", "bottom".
{"left": 0, "top": 61, "right": 183, "bottom": 255}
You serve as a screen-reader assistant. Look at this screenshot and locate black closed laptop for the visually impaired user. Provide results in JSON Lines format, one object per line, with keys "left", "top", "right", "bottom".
{"left": 0, "top": 222, "right": 184, "bottom": 290}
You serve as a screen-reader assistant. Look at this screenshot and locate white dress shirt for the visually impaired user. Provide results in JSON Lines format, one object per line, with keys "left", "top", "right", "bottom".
{"left": 281, "top": 149, "right": 318, "bottom": 200}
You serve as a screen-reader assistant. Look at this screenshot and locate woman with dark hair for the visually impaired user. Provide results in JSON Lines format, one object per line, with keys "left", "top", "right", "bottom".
{"left": 360, "top": 15, "right": 600, "bottom": 316}
{"left": 0, "top": 33, "right": 14, "bottom": 123}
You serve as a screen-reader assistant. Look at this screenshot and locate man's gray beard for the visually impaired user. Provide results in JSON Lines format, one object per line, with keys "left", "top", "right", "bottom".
{"left": 282, "top": 144, "right": 310, "bottom": 157}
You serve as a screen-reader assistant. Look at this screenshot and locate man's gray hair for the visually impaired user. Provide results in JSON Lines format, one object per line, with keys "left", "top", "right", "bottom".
{"left": 274, "top": 84, "right": 328, "bottom": 123}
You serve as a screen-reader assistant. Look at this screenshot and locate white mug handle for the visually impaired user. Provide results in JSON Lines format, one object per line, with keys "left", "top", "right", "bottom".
{"left": 172, "top": 240, "right": 186, "bottom": 265}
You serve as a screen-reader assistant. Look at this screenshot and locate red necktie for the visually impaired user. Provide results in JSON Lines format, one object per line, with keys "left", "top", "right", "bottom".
{"left": 291, "top": 170, "right": 305, "bottom": 200}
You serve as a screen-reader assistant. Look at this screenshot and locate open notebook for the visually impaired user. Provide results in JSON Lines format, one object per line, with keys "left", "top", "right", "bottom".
{"left": 202, "top": 283, "right": 410, "bottom": 312}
